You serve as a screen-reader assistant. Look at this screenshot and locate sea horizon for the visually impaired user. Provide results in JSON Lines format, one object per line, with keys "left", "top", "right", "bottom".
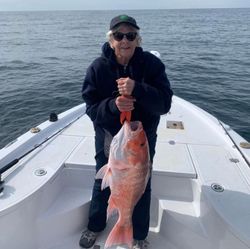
{"left": 0, "top": 8, "right": 249, "bottom": 148}
{"left": 1, "top": 7, "right": 250, "bottom": 12}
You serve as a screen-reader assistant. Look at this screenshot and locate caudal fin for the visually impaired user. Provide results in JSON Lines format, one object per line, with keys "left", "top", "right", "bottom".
{"left": 105, "top": 222, "right": 133, "bottom": 249}
{"left": 120, "top": 111, "right": 131, "bottom": 124}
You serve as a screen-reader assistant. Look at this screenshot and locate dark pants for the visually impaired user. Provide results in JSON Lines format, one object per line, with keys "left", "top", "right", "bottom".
{"left": 87, "top": 134, "right": 156, "bottom": 240}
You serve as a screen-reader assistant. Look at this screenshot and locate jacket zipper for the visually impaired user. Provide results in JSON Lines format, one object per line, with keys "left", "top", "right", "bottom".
{"left": 123, "top": 64, "right": 127, "bottom": 74}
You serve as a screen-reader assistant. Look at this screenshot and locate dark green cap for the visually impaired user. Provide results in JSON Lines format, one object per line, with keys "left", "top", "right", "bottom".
{"left": 110, "top": 14, "right": 140, "bottom": 30}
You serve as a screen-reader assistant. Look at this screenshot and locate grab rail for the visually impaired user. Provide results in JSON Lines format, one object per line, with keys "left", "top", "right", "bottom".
{"left": 0, "top": 104, "right": 86, "bottom": 193}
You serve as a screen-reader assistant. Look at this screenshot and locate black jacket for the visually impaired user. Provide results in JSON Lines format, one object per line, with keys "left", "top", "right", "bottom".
{"left": 82, "top": 42, "right": 173, "bottom": 159}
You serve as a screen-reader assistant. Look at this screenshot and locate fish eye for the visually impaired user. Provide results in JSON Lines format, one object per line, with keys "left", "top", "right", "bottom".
{"left": 140, "top": 143, "right": 145, "bottom": 147}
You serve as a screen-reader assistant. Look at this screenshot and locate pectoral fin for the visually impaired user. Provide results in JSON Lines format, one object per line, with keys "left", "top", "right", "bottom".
{"left": 96, "top": 164, "right": 112, "bottom": 190}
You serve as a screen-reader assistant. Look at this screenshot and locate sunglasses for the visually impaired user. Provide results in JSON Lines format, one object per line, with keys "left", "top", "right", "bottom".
{"left": 112, "top": 32, "right": 137, "bottom": 42}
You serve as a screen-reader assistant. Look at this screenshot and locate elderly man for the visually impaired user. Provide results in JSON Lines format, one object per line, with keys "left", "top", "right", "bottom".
{"left": 80, "top": 14, "right": 173, "bottom": 249}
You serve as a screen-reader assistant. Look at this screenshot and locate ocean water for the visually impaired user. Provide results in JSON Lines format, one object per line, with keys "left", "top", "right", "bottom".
{"left": 0, "top": 8, "right": 249, "bottom": 149}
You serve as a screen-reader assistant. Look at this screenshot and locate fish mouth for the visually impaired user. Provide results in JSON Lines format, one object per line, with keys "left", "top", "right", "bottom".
{"left": 129, "top": 121, "right": 142, "bottom": 132}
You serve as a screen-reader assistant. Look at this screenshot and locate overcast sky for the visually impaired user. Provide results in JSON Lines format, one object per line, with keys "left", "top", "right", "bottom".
{"left": 0, "top": 0, "right": 250, "bottom": 11}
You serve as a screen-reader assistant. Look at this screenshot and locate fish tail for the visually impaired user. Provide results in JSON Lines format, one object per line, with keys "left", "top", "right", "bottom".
{"left": 120, "top": 111, "right": 131, "bottom": 124}
{"left": 120, "top": 112, "right": 126, "bottom": 124}
{"left": 125, "top": 111, "right": 131, "bottom": 122}
{"left": 104, "top": 221, "right": 133, "bottom": 249}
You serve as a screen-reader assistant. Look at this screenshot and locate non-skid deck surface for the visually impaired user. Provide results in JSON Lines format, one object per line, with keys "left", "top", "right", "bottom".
{"left": 47, "top": 228, "right": 178, "bottom": 249}
{"left": 45, "top": 211, "right": 179, "bottom": 249}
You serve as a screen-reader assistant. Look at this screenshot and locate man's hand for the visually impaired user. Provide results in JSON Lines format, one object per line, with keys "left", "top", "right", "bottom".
{"left": 116, "top": 77, "right": 135, "bottom": 96}
{"left": 115, "top": 95, "right": 136, "bottom": 112}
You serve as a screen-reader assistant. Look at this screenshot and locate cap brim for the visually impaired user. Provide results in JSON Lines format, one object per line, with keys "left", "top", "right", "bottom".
{"left": 111, "top": 21, "right": 140, "bottom": 30}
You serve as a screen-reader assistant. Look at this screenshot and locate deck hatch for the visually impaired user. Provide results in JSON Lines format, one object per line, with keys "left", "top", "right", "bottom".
{"left": 153, "top": 142, "right": 197, "bottom": 178}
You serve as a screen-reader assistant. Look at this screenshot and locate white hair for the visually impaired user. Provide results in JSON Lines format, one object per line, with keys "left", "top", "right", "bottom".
{"left": 106, "top": 25, "right": 142, "bottom": 47}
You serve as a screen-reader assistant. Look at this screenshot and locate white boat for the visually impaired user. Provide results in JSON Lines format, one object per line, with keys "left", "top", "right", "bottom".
{"left": 0, "top": 95, "right": 250, "bottom": 249}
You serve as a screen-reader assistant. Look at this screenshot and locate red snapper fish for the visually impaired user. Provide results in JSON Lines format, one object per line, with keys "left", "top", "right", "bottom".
{"left": 96, "top": 121, "right": 151, "bottom": 249}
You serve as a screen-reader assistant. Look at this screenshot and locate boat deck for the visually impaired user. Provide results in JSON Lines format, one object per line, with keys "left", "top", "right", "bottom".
{"left": 1, "top": 96, "right": 250, "bottom": 249}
